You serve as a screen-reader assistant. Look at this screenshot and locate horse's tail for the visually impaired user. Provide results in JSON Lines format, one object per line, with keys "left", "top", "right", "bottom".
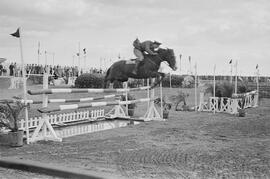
{"left": 103, "top": 67, "right": 111, "bottom": 88}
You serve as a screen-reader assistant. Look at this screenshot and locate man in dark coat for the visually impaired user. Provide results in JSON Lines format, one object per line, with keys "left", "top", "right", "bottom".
{"left": 132, "top": 38, "right": 161, "bottom": 74}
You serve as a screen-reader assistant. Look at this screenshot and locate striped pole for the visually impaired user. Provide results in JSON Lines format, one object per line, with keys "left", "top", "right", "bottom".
{"left": 22, "top": 94, "right": 121, "bottom": 104}
{"left": 28, "top": 86, "right": 151, "bottom": 95}
{"left": 38, "top": 98, "right": 151, "bottom": 113}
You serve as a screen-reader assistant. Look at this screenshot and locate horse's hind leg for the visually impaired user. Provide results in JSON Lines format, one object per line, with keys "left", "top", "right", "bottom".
{"left": 150, "top": 72, "right": 165, "bottom": 88}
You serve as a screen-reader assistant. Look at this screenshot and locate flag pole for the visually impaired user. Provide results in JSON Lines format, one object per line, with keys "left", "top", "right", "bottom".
{"left": 169, "top": 73, "right": 172, "bottom": 89}
{"left": 230, "top": 59, "right": 233, "bottom": 84}
{"left": 234, "top": 60, "right": 238, "bottom": 94}
{"left": 256, "top": 65, "right": 259, "bottom": 102}
{"left": 179, "top": 54, "right": 182, "bottom": 75}
{"left": 18, "top": 28, "right": 30, "bottom": 144}
{"left": 78, "top": 42, "right": 81, "bottom": 75}
{"left": 189, "top": 56, "right": 191, "bottom": 75}
{"left": 213, "top": 64, "right": 216, "bottom": 114}
{"left": 194, "top": 62, "right": 197, "bottom": 111}
{"left": 38, "top": 41, "right": 40, "bottom": 65}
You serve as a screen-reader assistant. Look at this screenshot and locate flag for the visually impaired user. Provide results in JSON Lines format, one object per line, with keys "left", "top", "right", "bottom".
{"left": 256, "top": 64, "right": 258, "bottom": 69}
{"left": 10, "top": 28, "right": 20, "bottom": 38}
{"left": 179, "top": 54, "right": 182, "bottom": 59}
{"left": 76, "top": 53, "right": 80, "bottom": 56}
{"left": 83, "top": 48, "right": 86, "bottom": 54}
{"left": 188, "top": 56, "right": 191, "bottom": 62}
{"left": 229, "top": 59, "right": 232, "bottom": 64}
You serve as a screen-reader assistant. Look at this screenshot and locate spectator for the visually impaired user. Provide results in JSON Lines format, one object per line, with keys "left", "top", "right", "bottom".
{"left": 9, "top": 63, "right": 14, "bottom": 76}
{"left": 0, "top": 63, "right": 3, "bottom": 76}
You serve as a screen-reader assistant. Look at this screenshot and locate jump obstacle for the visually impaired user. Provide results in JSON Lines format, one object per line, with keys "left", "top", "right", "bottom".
{"left": 198, "top": 90, "right": 258, "bottom": 114}
{"left": 22, "top": 73, "right": 164, "bottom": 143}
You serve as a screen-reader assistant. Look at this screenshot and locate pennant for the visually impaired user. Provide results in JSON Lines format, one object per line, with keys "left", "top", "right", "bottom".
{"left": 76, "top": 53, "right": 80, "bottom": 56}
{"left": 229, "top": 59, "right": 232, "bottom": 64}
{"left": 188, "top": 56, "right": 191, "bottom": 62}
{"left": 83, "top": 48, "right": 86, "bottom": 54}
{"left": 179, "top": 54, "right": 182, "bottom": 59}
{"left": 10, "top": 28, "right": 20, "bottom": 38}
{"left": 256, "top": 64, "right": 258, "bottom": 69}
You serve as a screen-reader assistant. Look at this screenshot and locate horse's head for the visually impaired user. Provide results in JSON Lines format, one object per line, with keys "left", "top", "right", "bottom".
{"left": 157, "top": 48, "right": 177, "bottom": 71}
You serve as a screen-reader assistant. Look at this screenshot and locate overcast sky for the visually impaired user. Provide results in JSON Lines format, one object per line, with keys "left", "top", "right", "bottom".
{"left": 0, "top": 0, "right": 269, "bottom": 76}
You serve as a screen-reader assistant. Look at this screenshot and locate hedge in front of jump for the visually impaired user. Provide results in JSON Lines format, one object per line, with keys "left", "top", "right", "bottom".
{"left": 75, "top": 73, "right": 105, "bottom": 88}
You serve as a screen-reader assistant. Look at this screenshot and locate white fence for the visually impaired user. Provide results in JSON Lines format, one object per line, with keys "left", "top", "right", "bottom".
{"left": 19, "top": 109, "right": 105, "bottom": 130}
{"left": 199, "top": 90, "right": 258, "bottom": 114}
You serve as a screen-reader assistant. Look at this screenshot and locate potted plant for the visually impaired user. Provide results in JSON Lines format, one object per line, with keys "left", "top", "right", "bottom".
{"left": 238, "top": 95, "right": 246, "bottom": 117}
{"left": 154, "top": 97, "right": 172, "bottom": 119}
{"left": 162, "top": 103, "right": 172, "bottom": 119}
{"left": 120, "top": 94, "right": 137, "bottom": 116}
{"left": 0, "top": 100, "right": 26, "bottom": 147}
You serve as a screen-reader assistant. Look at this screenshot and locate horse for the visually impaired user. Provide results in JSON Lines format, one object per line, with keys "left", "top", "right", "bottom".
{"left": 103, "top": 48, "right": 177, "bottom": 88}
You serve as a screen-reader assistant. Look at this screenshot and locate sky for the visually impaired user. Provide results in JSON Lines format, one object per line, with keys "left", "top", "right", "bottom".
{"left": 0, "top": 0, "right": 269, "bottom": 76}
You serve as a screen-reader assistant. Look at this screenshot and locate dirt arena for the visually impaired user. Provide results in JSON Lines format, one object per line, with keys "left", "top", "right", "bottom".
{"left": 0, "top": 86, "right": 270, "bottom": 178}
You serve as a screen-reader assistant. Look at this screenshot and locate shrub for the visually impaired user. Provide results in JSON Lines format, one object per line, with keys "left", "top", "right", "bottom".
{"left": 182, "top": 75, "right": 194, "bottom": 88}
{"left": 27, "top": 75, "right": 43, "bottom": 84}
{"left": 128, "top": 79, "right": 143, "bottom": 88}
{"left": 238, "top": 82, "right": 249, "bottom": 93}
{"left": 205, "top": 82, "right": 234, "bottom": 97}
{"left": 75, "top": 73, "right": 105, "bottom": 88}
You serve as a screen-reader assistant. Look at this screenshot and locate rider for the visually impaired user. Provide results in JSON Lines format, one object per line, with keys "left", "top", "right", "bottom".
{"left": 132, "top": 38, "right": 162, "bottom": 75}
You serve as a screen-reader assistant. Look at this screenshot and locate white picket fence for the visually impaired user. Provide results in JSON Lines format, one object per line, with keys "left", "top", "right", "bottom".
{"left": 18, "top": 109, "right": 105, "bottom": 130}
{"left": 199, "top": 90, "right": 258, "bottom": 114}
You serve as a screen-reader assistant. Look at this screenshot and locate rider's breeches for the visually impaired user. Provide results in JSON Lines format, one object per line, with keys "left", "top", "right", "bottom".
{"left": 133, "top": 48, "right": 144, "bottom": 61}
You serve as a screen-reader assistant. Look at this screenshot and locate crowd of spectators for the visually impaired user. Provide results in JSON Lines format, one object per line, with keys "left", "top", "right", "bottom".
{"left": 0, "top": 62, "right": 105, "bottom": 78}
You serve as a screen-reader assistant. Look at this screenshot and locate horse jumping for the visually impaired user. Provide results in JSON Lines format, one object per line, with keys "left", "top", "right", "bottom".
{"left": 104, "top": 48, "right": 177, "bottom": 88}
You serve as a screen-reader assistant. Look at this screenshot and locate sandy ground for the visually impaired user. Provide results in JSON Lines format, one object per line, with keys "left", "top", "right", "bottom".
{"left": 0, "top": 86, "right": 270, "bottom": 178}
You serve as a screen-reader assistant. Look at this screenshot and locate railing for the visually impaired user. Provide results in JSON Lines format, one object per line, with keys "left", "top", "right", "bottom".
{"left": 199, "top": 90, "right": 258, "bottom": 114}
{"left": 18, "top": 109, "right": 105, "bottom": 130}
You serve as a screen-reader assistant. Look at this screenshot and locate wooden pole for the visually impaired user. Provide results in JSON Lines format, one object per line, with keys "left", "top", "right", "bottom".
{"left": 160, "top": 80, "right": 163, "bottom": 119}
{"left": 38, "top": 41, "right": 40, "bottom": 65}
{"left": 230, "top": 60, "right": 233, "bottom": 84}
{"left": 18, "top": 28, "right": 30, "bottom": 144}
{"left": 235, "top": 60, "right": 238, "bottom": 94}
{"left": 194, "top": 62, "right": 197, "bottom": 111}
{"left": 256, "top": 66, "right": 259, "bottom": 102}
{"left": 179, "top": 54, "right": 182, "bottom": 74}
{"left": 213, "top": 64, "right": 216, "bottom": 114}
{"left": 169, "top": 73, "right": 172, "bottom": 89}
{"left": 147, "top": 79, "right": 150, "bottom": 109}
{"left": 189, "top": 56, "right": 192, "bottom": 75}
{"left": 124, "top": 82, "right": 128, "bottom": 115}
